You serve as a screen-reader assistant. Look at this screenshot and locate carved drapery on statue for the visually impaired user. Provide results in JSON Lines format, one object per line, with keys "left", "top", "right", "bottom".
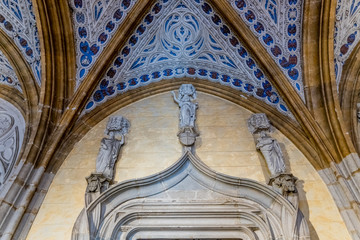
{"left": 248, "top": 113, "right": 286, "bottom": 176}
{"left": 95, "top": 133, "right": 124, "bottom": 179}
{"left": 248, "top": 113, "right": 300, "bottom": 221}
{"left": 172, "top": 84, "right": 199, "bottom": 148}
{"left": 95, "top": 116, "right": 129, "bottom": 180}
{"left": 172, "top": 84, "right": 198, "bottom": 130}
{"left": 255, "top": 132, "right": 286, "bottom": 176}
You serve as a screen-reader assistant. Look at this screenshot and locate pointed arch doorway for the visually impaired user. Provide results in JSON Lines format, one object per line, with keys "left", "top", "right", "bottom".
{"left": 72, "top": 151, "right": 309, "bottom": 240}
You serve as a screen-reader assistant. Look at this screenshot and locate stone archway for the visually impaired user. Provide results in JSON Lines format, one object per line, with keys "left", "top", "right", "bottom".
{"left": 72, "top": 151, "right": 310, "bottom": 240}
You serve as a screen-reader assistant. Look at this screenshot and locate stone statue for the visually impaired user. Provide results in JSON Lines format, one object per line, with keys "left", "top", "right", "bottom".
{"left": 172, "top": 84, "right": 198, "bottom": 131}
{"left": 171, "top": 84, "right": 199, "bottom": 148}
{"left": 95, "top": 131, "right": 124, "bottom": 179}
{"left": 256, "top": 131, "right": 286, "bottom": 176}
{"left": 247, "top": 113, "right": 271, "bottom": 134}
{"left": 248, "top": 113, "right": 286, "bottom": 176}
{"left": 95, "top": 116, "right": 129, "bottom": 180}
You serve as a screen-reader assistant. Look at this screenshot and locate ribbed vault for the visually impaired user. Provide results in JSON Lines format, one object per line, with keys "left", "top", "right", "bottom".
{"left": 1, "top": 0, "right": 360, "bottom": 239}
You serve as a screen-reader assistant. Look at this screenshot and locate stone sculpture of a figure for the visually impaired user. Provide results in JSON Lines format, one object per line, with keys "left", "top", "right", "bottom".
{"left": 96, "top": 116, "right": 129, "bottom": 180}
{"left": 256, "top": 131, "right": 286, "bottom": 176}
{"left": 248, "top": 113, "right": 286, "bottom": 176}
{"left": 171, "top": 84, "right": 198, "bottom": 132}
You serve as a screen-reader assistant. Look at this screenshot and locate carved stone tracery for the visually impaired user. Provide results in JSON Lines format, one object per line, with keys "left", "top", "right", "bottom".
{"left": 84, "top": 0, "right": 292, "bottom": 118}
{"left": 0, "top": 99, "right": 24, "bottom": 188}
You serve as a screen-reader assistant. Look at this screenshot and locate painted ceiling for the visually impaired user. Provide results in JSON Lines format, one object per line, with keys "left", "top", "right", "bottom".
{"left": 334, "top": 0, "right": 360, "bottom": 87}
{"left": 69, "top": 0, "right": 136, "bottom": 87}
{"left": 82, "top": 0, "right": 293, "bottom": 117}
{"left": 0, "top": 0, "right": 359, "bottom": 115}
{"left": 0, "top": 0, "right": 41, "bottom": 86}
{"left": 0, "top": 49, "right": 21, "bottom": 92}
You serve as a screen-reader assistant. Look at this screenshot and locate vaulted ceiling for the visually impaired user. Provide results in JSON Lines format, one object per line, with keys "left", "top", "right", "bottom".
{"left": 0, "top": 0, "right": 358, "bottom": 167}
{"left": 1, "top": 0, "right": 360, "bottom": 237}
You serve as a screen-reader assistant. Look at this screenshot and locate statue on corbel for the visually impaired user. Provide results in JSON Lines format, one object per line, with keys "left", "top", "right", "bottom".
{"left": 248, "top": 113, "right": 298, "bottom": 203}
{"left": 172, "top": 84, "right": 199, "bottom": 149}
{"left": 85, "top": 115, "right": 129, "bottom": 206}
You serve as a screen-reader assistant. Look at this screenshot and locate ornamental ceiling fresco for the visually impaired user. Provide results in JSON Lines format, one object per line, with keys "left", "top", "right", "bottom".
{"left": 1, "top": 0, "right": 360, "bottom": 103}
{"left": 0, "top": 0, "right": 41, "bottom": 86}
{"left": 229, "top": 0, "right": 304, "bottom": 100}
{"left": 334, "top": 0, "right": 360, "bottom": 86}
{"left": 69, "top": 0, "right": 136, "bottom": 87}
{"left": 0, "top": 49, "right": 21, "bottom": 92}
{"left": 83, "top": 0, "right": 292, "bottom": 117}
{"left": 2, "top": 0, "right": 360, "bottom": 238}
{"left": 0, "top": 0, "right": 305, "bottom": 119}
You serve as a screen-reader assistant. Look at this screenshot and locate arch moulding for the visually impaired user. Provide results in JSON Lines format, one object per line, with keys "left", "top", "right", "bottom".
{"left": 72, "top": 151, "right": 310, "bottom": 240}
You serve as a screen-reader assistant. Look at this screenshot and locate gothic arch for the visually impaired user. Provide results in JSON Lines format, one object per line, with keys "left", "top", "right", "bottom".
{"left": 46, "top": 80, "right": 320, "bottom": 176}
{"left": 72, "top": 151, "right": 310, "bottom": 240}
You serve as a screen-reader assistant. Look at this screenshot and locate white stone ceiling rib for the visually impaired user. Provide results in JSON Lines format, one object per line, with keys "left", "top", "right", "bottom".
{"left": 82, "top": 0, "right": 294, "bottom": 118}
{"left": 0, "top": 0, "right": 41, "bottom": 85}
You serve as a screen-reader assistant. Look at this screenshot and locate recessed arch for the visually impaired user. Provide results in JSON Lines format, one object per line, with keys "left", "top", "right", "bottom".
{"left": 72, "top": 151, "right": 310, "bottom": 240}
{"left": 45, "top": 79, "right": 321, "bottom": 180}
{"left": 27, "top": 86, "right": 351, "bottom": 240}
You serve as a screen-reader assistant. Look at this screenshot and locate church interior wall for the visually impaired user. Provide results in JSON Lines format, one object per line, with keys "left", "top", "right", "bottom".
{"left": 26, "top": 91, "right": 351, "bottom": 240}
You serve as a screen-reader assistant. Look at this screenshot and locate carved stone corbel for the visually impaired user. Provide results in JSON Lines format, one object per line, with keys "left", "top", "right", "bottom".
{"left": 85, "top": 173, "right": 110, "bottom": 206}
{"left": 269, "top": 173, "right": 298, "bottom": 207}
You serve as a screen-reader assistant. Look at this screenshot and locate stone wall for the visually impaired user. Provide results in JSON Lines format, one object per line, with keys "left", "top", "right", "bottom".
{"left": 27, "top": 92, "right": 351, "bottom": 239}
